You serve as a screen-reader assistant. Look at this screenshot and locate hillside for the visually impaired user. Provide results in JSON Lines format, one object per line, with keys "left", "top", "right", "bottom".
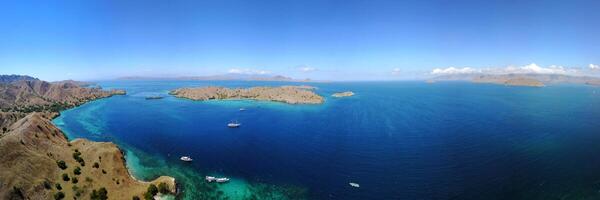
{"left": 0, "top": 75, "right": 125, "bottom": 132}
{"left": 0, "top": 113, "right": 175, "bottom": 199}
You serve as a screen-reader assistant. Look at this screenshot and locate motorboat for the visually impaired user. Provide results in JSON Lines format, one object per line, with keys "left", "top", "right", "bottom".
{"left": 180, "top": 156, "right": 193, "bottom": 162}
{"left": 227, "top": 121, "right": 241, "bottom": 128}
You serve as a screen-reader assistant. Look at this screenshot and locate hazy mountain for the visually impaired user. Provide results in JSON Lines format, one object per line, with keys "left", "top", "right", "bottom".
{"left": 431, "top": 73, "right": 600, "bottom": 87}
{"left": 0, "top": 75, "right": 39, "bottom": 84}
{"left": 117, "top": 73, "right": 314, "bottom": 82}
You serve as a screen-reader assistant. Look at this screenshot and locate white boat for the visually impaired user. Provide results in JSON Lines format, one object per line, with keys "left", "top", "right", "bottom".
{"left": 349, "top": 182, "right": 360, "bottom": 188}
{"left": 205, "top": 176, "right": 216, "bottom": 182}
{"left": 216, "top": 178, "right": 230, "bottom": 183}
{"left": 239, "top": 108, "right": 246, "bottom": 111}
{"left": 227, "top": 121, "right": 241, "bottom": 128}
{"left": 180, "top": 156, "right": 193, "bottom": 162}
{"left": 206, "top": 176, "right": 230, "bottom": 183}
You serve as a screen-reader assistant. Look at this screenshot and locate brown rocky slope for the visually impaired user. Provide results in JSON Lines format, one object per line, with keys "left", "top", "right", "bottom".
{"left": 0, "top": 113, "right": 175, "bottom": 199}
{"left": 170, "top": 86, "right": 324, "bottom": 104}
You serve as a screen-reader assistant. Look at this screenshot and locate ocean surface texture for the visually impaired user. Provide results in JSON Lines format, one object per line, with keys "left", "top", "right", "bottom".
{"left": 53, "top": 81, "right": 600, "bottom": 200}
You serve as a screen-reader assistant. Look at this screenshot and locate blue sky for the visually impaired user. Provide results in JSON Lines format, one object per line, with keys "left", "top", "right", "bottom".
{"left": 1, "top": 0, "right": 599, "bottom": 81}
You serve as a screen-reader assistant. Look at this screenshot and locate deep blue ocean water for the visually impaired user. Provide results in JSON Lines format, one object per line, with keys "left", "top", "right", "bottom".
{"left": 53, "top": 81, "right": 600, "bottom": 200}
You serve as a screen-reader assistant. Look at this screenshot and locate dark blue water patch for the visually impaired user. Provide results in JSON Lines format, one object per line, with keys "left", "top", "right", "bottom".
{"left": 54, "top": 81, "right": 600, "bottom": 200}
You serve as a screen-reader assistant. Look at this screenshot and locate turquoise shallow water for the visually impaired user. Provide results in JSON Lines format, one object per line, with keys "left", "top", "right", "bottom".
{"left": 53, "top": 81, "right": 600, "bottom": 199}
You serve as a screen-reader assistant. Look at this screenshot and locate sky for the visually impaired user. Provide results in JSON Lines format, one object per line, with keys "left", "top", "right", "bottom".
{"left": 1, "top": 0, "right": 599, "bottom": 81}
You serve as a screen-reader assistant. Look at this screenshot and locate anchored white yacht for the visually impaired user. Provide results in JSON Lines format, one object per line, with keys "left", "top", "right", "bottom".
{"left": 227, "top": 121, "right": 241, "bottom": 128}
{"left": 180, "top": 156, "right": 193, "bottom": 162}
{"left": 205, "top": 176, "right": 230, "bottom": 183}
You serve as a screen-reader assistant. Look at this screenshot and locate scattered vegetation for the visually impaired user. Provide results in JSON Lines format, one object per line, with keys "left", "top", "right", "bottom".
{"left": 102, "top": 169, "right": 107, "bottom": 174}
{"left": 71, "top": 177, "right": 78, "bottom": 184}
{"left": 93, "top": 162, "right": 100, "bottom": 168}
{"left": 143, "top": 184, "right": 158, "bottom": 200}
{"left": 90, "top": 187, "right": 108, "bottom": 200}
{"left": 85, "top": 177, "right": 94, "bottom": 183}
{"left": 62, "top": 173, "right": 70, "bottom": 181}
{"left": 9, "top": 186, "right": 24, "bottom": 199}
{"left": 55, "top": 183, "right": 62, "bottom": 190}
{"left": 72, "top": 150, "right": 85, "bottom": 166}
{"left": 56, "top": 160, "right": 67, "bottom": 170}
{"left": 158, "top": 182, "right": 169, "bottom": 194}
{"left": 43, "top": 180, "right": 52, "bottom": 189}
{"left": 53, "top": 191, "right": 65, "bottom": 200}
{"left": 73, "top": 166, "right": 81, "bottom": 175}
{"left": 72, "top": 185, "right": 85, "bottom": 197}
{"left": 132, "top": 196, "right": 140, "bottom": 200}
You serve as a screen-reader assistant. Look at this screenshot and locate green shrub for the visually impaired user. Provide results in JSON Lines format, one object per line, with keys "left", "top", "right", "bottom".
{"left": 56, "top": 160, "right": 67, "bottom": 170}
{"left": 143, "top": 192, "right": 154, "bottom": 200}
{"left": 132, "top": 196, "right": 140, "bottom": 200}
{"left": 73, "top": 185, "right": 84, "bottom": 197}
{"left": 93, "top": 162, "right": 100, "bottom": 168}
{"left": 61, "top": 173, "right": 69, "bottom": 181}
{"left": 55, "top": 183, "right": 62, "bottom": 190}
{"left": 53, "top": 191, "right": 65, "bottom": 200}
{"left": 90, "top": 187, "right": 108, "bottom": 200}
{"left": 43, "top": 180, "right": 52, "bottom": 189}
{"left": 71, "top": 177, "right": 78, "bottom": 184}
{"left": 73, "top": 166, "right": 81, "bottom": 175}
{"left": 147, "top": 184, "right": 158, "bottom": 196}
{"left": 158, "top": 182, "right": 169, "bottom": 194}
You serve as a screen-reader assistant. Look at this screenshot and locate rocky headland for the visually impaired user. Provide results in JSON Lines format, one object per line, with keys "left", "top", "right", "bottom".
{"left": 0, "top": 75, "right": 175, "bottom": 200}
{"left": 0, "top": 76, "right": 125, "bottom": 132}
{"left": 331, "top": 91, "right": 355, "bottom": 98}
{"left": 170, "top": 86, "right": 324, "bottom": 104}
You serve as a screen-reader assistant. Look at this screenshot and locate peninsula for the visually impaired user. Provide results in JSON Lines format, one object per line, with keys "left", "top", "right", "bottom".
{"left": 170, "top": 86, "right": 324, "bottom": 104}
{"left": 0, "top": 75, "right": 175, "bottom": 200}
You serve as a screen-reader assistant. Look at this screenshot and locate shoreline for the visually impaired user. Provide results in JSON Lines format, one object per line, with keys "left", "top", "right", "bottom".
{"left": 50, "top": 92, "right": 179, "bottom": 198}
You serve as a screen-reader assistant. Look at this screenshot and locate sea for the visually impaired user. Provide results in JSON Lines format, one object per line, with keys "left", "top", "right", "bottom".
{"left": 52, "top": 80, "right": 600, "bottom": 200}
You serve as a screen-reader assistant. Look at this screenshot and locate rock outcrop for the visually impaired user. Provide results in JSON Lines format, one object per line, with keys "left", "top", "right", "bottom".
{"left": 0, "top": 113, "right": 175, "bottom": 199}
{"left": 332, "top": 91, "right": 355, "bottom": 97}
{"left": 170, "top": 86, "right": 324, "bottom": 104}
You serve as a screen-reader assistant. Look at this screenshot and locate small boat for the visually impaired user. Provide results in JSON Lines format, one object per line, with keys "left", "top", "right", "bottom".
{"left": 205, "top": 176, "right": 216, "bottom": 182}
{"left": 180, "top": 156, "right": 193, "bottom": 162}
{"left": 349, "top": 182, "right": 360, "bottom": 188}
{"left": 145, "top": 96, "right": 163, "bottom": 100}
{"left": 227, "top": 121, "right": 241, "bottom": 128}
{"left": 239, "top": 108, "right": 246, "bottom": 111}
{"left": 206, "top": 176, "right": 230, "bottom": 183}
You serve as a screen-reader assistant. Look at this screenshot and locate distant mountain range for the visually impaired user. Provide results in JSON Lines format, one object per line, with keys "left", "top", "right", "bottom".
{"left": 430, "top": 73, "right": 600, "bottom": 87}
{"left": 117, "top": 74, "right": 316, "bottom": 82}
{"left": 0, "top": 75, "right": 39, "bottom": 84}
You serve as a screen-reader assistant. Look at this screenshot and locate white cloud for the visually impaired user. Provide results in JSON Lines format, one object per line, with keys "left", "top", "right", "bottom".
{"left": 298, "top": 66, "right": 317, "bottom": 72}
{"left": 227, "top": 68, "right": 271, "bottom": 75}
{"left": 502, "top": 63, "right": 567, "bottom": 74}
{"left": 590, "top": 64, "right": 599, "bottom": 70}
{"left": 391, "top": 68, "right": 401, "bottom": 75}
{"left": 431, "top": 67, "right": 479, "bottom": 75}
{"left": 431, "top": 63, "right": 577, "bottom": 75}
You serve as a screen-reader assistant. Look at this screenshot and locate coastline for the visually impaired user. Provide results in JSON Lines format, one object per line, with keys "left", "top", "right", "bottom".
{"left": 50, "top": 95, "right": 179, "bottom": 197}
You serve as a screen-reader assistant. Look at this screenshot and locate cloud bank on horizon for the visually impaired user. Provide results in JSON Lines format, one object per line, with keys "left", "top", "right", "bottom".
{"left": 430, "top": 63, "right": 599, "bottom": 76}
